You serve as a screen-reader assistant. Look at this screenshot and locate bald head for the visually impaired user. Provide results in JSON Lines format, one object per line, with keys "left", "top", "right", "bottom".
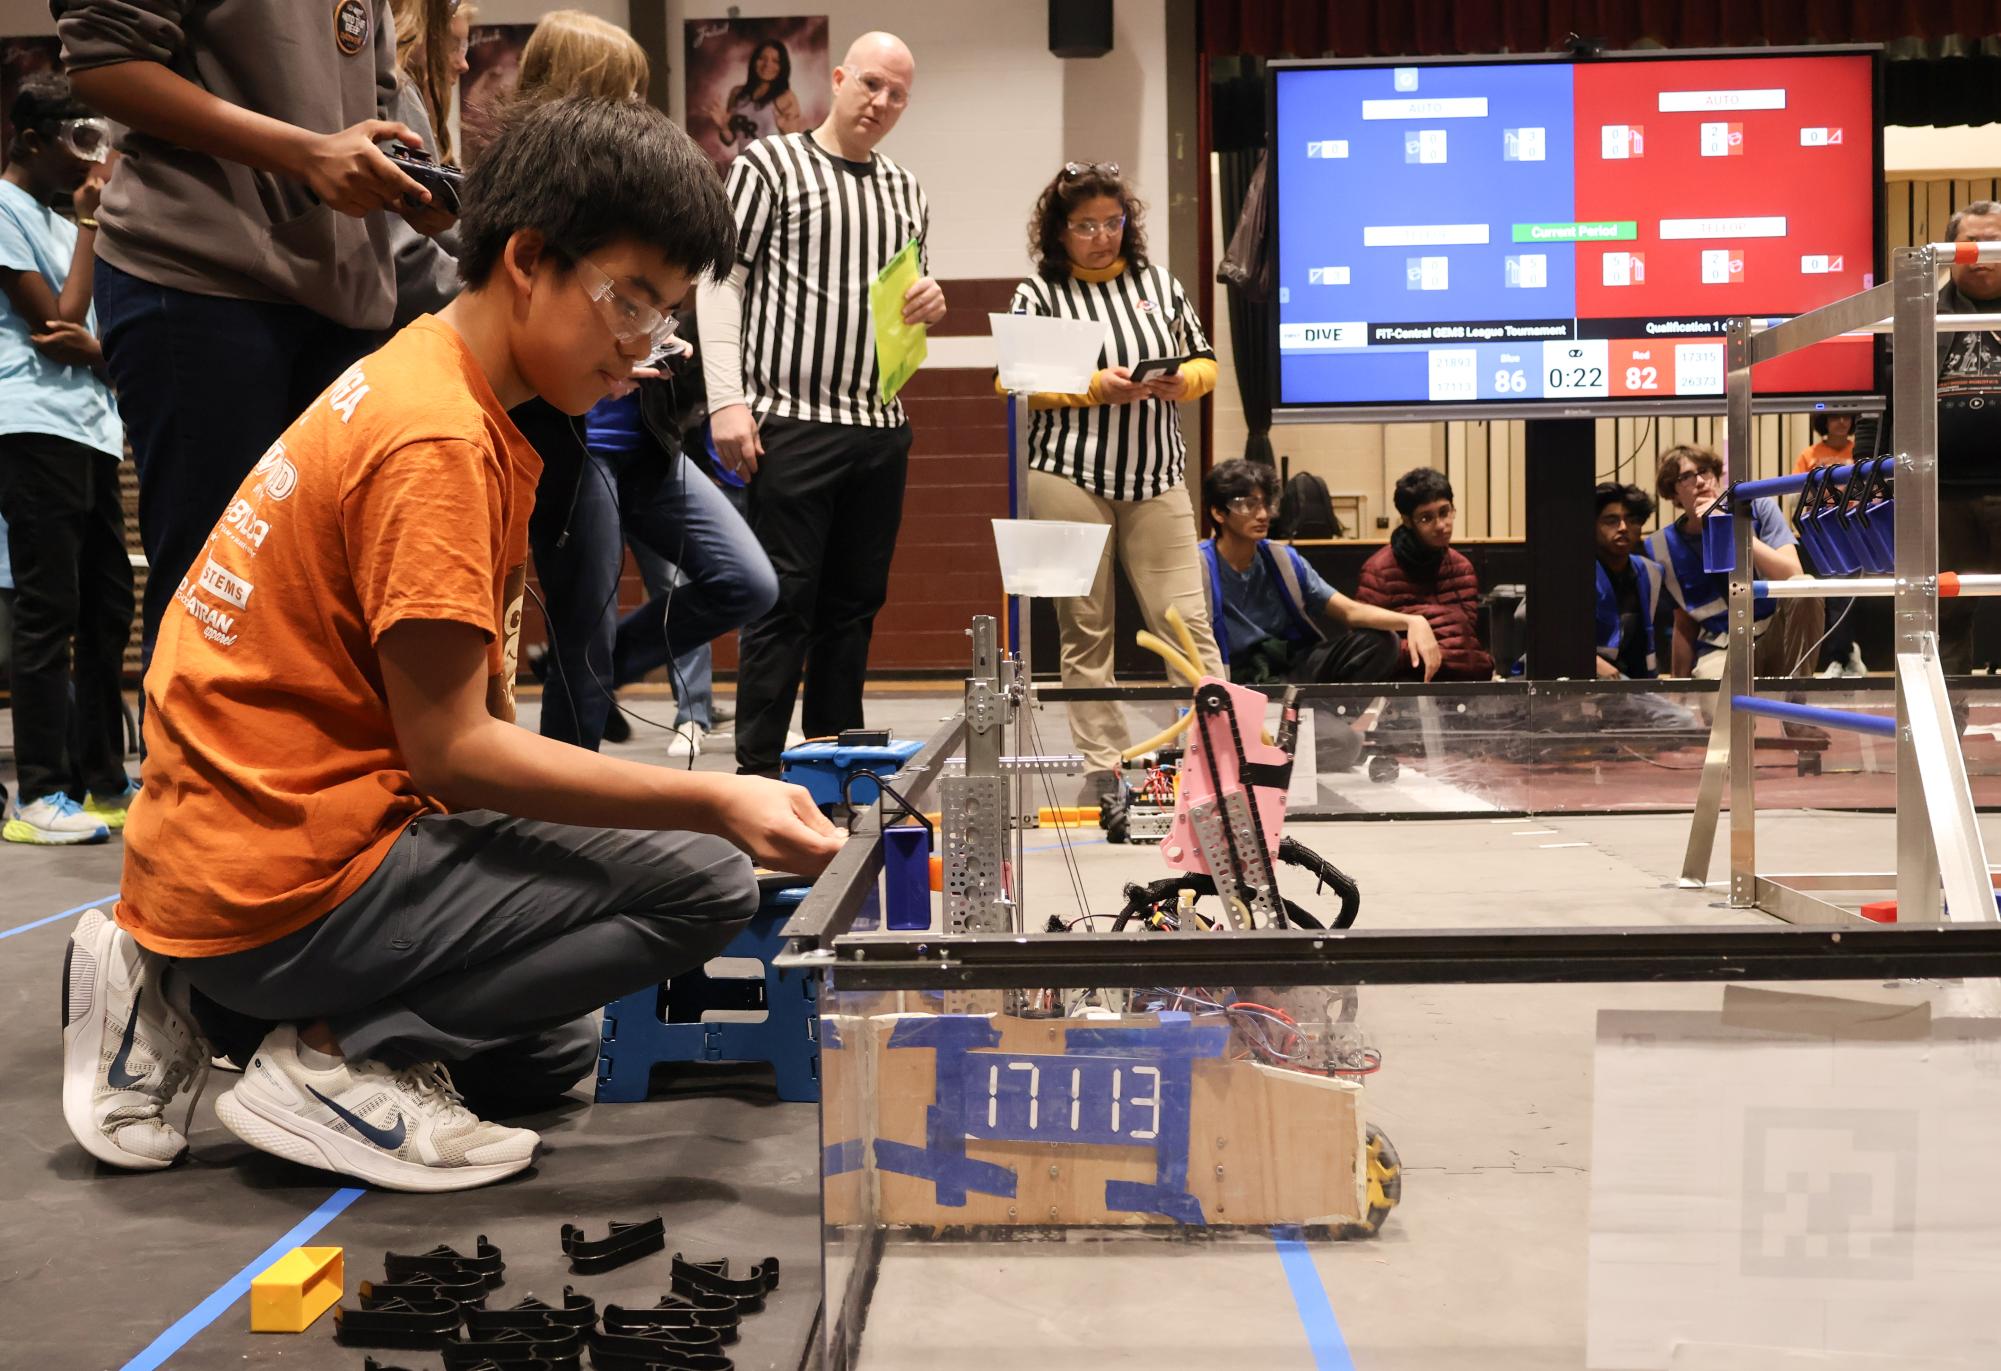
{"left": 822, "top": 30, "right": 915, "bottom": 157}
{"left": 844, "top": 31, "right": 915, "bottom": 83}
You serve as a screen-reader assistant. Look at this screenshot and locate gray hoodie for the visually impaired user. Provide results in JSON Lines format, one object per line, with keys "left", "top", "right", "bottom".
{"left": 56, "top": 0, "right": 401, "bottom": 330}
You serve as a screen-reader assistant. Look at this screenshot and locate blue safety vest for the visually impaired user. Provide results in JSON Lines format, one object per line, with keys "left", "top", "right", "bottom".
{"left": 1646, "top": 519, "right": 1775, "bottom": 657}
{"left": 1595, "top": 555, "right": 1664, "bottom": 677}
{"left": 1200, "top": 539, "right": 1326, "bottom": 665}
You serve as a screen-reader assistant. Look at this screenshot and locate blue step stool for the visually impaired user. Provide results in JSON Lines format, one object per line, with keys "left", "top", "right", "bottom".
{"left": 597, "top": 880, "right": 819, "bottom": 1103}
{"left": 781, "top": 738, "right": 923, "bottom": 810}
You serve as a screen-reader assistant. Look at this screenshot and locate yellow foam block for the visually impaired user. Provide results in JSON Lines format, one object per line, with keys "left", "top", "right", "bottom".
{"left": 249, "top": 1245, "right": 343, "bottom": 1333}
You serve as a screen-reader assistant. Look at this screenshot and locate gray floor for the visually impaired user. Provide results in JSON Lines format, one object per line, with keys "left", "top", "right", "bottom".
{"left": 3, "top": 689, "right": 1992, "bottom": 1369}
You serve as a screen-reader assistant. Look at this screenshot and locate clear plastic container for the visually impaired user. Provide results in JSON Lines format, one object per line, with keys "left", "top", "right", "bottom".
{"left": 991, "top": 518, "right": 1110, "bottom": 598}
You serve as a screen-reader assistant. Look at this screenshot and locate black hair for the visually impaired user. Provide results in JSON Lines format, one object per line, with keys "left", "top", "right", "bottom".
{"left": 738, "top": 40, "right": 793, "bottom": 107}
{"left": 7, "top": 73, "right": 90, "bottom": 159}
{"left": 1392, "top": 467, "right": 1453, "bottom": 519}
{"left": 1202, "top": 458, "right": 1279, "bottom": 521}
{"left": 1028, "top": 163, "right": 1149, "bottom": 283}
{"left": 1809, "top": 410, "right": 1858, "bottom": 437}
{"left": 458, "top": 96, "right": 735, "bottom": 289}
{"left": 1594, "top": 481, "right": 1654, "bottom": 524}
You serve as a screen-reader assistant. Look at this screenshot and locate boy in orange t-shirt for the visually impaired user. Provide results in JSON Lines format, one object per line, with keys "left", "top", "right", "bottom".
{"left": 58, "top": 97, "right": 842, "bottom": 1192}
{"left": 1793, "top": 411, "right": 1857, "bottom": 472}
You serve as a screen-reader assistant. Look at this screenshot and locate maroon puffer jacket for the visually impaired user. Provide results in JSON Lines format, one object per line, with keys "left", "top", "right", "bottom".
{"left": 1356, "top": 545, "right": 1495, "bottom": 680}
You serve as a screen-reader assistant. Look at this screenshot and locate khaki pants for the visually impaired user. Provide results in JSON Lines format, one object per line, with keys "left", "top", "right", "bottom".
{"left": 1690, "top": 595, "right": 1826, "bottom": 680}
{"left": 1027, "top": 470, "right": 1223, "bottom": 773}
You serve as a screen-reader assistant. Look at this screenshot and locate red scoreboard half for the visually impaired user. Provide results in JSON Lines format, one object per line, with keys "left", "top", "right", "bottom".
{"left": 1572, "top": 55, "right": 1877, "bottom": 396}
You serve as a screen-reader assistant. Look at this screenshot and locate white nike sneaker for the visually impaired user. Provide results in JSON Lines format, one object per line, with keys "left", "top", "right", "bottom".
{"left": 61, "top": 908, "right": 209, "bottom": 1169}
{"left": 214, "top": 1025, "right": 539, "bottom": 1193}
{"left": 666, "top": 722, "right": 707, "bottom": 758}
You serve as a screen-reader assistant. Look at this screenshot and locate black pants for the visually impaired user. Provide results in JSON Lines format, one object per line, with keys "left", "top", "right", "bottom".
{"left": 1293, "top": 626, "right": 1402, "bottom": 683}
{"left": 93, "top": 258, "right": 381, "bottom": 674}
{"left": 735, "top": 415, "right": 912, "bottom": 774}
{"left": 0, "top": 435, "right": 134, "bottom": 802}
{"left": 1939, "top": 492, "right": 2001, "bottom": 674}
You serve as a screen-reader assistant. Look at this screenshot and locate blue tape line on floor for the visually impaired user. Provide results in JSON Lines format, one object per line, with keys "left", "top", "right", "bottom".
{"left": 1271, "top": 1225, "right": 1357, "bottom": 1371}
{"left": 122, "top": 1186, "right": 365, "bottom": 1370}
{"left": 0, "top": 893, "right": 120, "bottom": 943}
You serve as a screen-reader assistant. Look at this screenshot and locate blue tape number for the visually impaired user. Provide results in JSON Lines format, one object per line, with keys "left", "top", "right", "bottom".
{"left": 961, "top": 1052, "right": 1175, "bottom": 1146}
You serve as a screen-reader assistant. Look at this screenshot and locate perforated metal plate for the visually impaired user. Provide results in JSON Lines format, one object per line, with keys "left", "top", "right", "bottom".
{"left": 943, "top": 774, "right": 1010, "bottom": 934}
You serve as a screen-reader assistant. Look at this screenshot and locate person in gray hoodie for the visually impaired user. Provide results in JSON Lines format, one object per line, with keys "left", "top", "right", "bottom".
{"left": 53, "top": 0, "right": 450, "bottom": 674}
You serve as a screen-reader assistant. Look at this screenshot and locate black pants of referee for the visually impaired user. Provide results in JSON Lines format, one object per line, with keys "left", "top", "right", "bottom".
{"left": 736, "top": 414, "right": 912, "bottom": 775}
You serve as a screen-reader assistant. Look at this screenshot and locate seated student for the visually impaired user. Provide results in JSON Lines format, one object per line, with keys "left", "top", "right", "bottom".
{"left": 59, "top": 97, "right": 842, "bottom": 1192}
{"left": 1200, "top": 459, "right": 1438, "bottom": 685}
{"left": 1592, "top": 482, "right": 1703, "bottom": 732}
{"left": 1357, "top": 467, "right": 1495, "bottom": 680}
{"left": 1593, "top": 482, "right": 1664, "bottom": 680}
{"left": 1647, "top": 443, "right": 1823, "bottom": 680}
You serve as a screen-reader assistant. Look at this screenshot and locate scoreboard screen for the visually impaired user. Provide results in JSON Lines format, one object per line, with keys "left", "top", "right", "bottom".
{"left": 1271, "top": 49, "right": 1883, "bottom": 418}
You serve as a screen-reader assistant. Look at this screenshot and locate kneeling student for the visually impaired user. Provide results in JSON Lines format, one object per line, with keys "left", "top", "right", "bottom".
{"left": 61, "top": 97, "right": 841, "bottom": 1192}
{"left": 1200, "top": 459, "right": 1439, "bottom": 685}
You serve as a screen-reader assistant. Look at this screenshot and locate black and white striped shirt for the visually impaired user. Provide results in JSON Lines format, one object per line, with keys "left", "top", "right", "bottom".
{"left": 1009, "top": 263, "right": 1214, "bottom": 501}
{"left": 725, "top": 132, "right": 930, "bottom": 429}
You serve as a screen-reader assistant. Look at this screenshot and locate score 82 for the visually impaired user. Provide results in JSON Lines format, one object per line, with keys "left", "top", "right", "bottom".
{"left": 1624, "top": 365, "right": 1659, "bottom": 391}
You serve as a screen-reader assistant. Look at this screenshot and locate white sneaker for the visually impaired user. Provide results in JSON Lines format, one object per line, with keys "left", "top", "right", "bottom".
{"left": 214, "top": 1025, "right": 539, "bottom": 1193}
{"left": 6, "top": 793, "right": 110, "bottom": 845}
{"left": 1848, "top": 644, "right": 1869, "bottom": 676}
{"left": 1817, "top": 660, "right": 1845, "bottom": 679}
{"left": 667, "top": 722, "right": 707, "bottom": 758}
{"left": 61, "top": 908, "right": 209, "bottom": 1169}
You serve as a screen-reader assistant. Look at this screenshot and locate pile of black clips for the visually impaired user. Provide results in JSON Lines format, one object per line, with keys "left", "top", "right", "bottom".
{"left": 332, "top": 1223, "right": 781, "bottom": 1371}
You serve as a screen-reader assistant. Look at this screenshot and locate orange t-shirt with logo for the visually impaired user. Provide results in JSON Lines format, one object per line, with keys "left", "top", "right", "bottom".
{"left": 118, "top": 317, "right": 541, "bottom": 957}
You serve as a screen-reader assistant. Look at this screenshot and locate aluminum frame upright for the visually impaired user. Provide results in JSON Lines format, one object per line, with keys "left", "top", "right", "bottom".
{"left": 1724, "top": 317, "right": 1757, "bottom": 907}
{"left": 1680, "top": 243, "right": 1997, "bottom": 926}
{"left": 1891, "top": 244, "right": 1943, "bottom": 922}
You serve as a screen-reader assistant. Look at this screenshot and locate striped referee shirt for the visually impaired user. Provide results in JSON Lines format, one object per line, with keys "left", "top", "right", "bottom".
{"left": 1009, "top": 262, "right": 1215, "bottom": 501}
{"left": 724, "top": 132, "right": 930, "bottom": 429}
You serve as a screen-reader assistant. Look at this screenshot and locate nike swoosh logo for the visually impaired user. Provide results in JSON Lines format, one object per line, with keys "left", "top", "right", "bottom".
{"left": 306, "top": 1085, "right": 407, "bottom": 1150}
{"left": 106, "top": 988, "right": 147, "bottom": 1089}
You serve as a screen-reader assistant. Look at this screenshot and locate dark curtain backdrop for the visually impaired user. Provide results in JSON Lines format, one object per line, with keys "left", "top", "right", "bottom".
{"left": 1200, "top": 1, "right": 2001, "bottom": 128}
{"left": 1214, "top": 57, "right": 1273, "bottom": 465}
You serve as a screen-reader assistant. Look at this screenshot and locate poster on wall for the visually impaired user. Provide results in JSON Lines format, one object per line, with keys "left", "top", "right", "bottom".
{"left": 460, "top": 23, "right": 533, "bottom": 166}
{"left": 683, "top": 16, "right": 829, "bottom": 170}
{"left": 1, "top": 38, "right": 63, "bottom": 170}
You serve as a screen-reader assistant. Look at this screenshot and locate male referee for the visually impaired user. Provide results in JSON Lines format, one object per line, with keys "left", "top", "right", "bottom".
{"left": 699, "top": 31, "right": 946, "bottom": 776}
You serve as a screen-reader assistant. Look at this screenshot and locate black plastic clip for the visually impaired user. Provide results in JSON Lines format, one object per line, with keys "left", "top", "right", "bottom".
{"left": 586, "top": 1327, "right": 733, "bottom": 1371}
{"left": 462, "top": 1286, "right": 596, "bottom": 1336}
{"left": 383, "top": 1234, "right": 506, "bottom": 1289}
{"left": 440, "top": 1325, "right": 583, "bottom": 1369}
{"left": 560, "top": 1216, "right": 665, "bottom": 1274}
{"left": 358, "top": 1274, "right": 489, "bottom": 1310}
{"left": 333, "top": 1296, "right": 463, "bottom": 1349}
{"left": 601, "top": 1292, "right": 740, "bottom": 1338}
{"left": 362, "top": 1359, "right": 424, "bottom": 1371}
{"left": 669, "top": 1254, "right": 779, "bottom": 1314}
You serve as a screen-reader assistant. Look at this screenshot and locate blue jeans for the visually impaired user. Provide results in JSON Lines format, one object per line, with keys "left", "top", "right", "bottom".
{"left": 528, "top": 444, "right": 774, "bottom": 749}
{"left": 93, "top": 257, "right": 381, "bottom": 674}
